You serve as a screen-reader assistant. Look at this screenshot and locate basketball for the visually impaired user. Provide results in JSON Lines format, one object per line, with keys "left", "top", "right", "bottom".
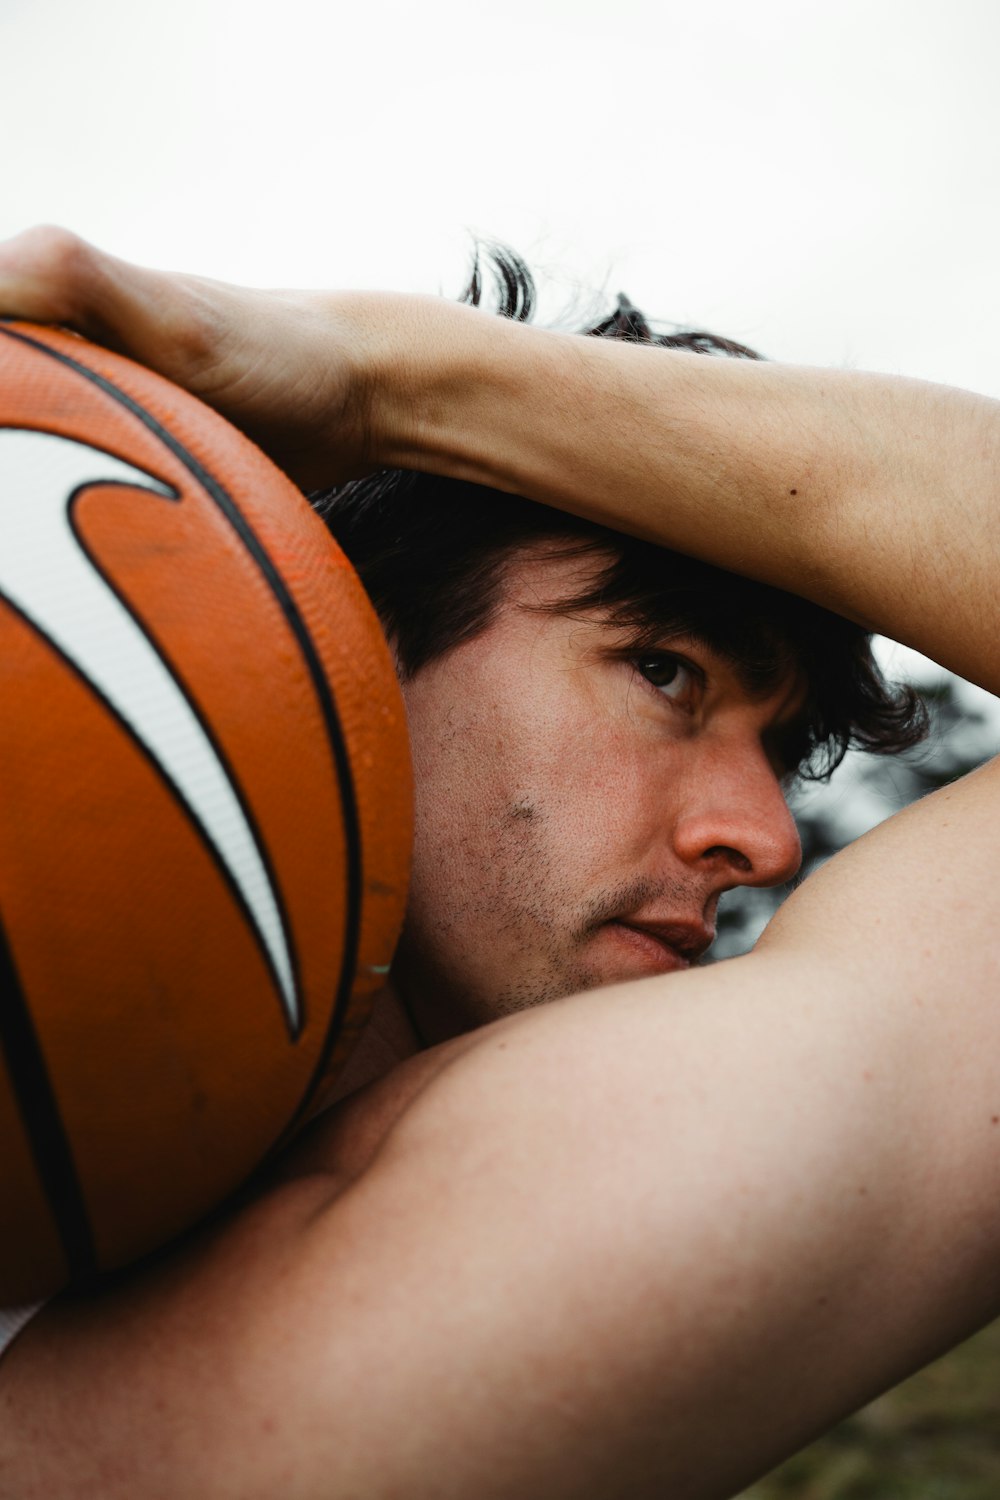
{"left": 0, "top": 321, "right": 412, "bottom": 1302}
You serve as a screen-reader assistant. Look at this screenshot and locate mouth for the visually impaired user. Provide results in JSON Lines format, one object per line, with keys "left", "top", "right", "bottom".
{"left": 600, "top": 919, "right": 713, "bottom": 975}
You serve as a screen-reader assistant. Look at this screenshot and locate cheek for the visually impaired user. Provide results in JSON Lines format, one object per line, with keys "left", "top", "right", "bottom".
{"left": 402, "top": 655, "right": 665, "bottom": 908}
{"left": 507, "top": 730, "right": 659, "bottom": 884}
{"left": 565, "top": 794, "right": 649, "bottom": 882}
{"left": 405, "top": 710, "right": 522, "bottom": 912}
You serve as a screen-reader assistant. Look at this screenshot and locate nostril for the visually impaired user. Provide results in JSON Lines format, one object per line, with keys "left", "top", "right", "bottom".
{"left": 704, "top": 845, "right": 752, "bottom": 874}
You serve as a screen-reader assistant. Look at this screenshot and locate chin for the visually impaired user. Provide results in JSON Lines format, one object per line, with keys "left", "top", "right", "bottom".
{"left": 409, "top": 928, "right": 694, "bottom": 1041}
{"left": 473, "top": 946, "right": 686, "bottom": 1026}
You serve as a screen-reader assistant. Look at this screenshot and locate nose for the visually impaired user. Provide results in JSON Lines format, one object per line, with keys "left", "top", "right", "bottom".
{"left": 672, "top": 746, "right": 802, "bottom": 891}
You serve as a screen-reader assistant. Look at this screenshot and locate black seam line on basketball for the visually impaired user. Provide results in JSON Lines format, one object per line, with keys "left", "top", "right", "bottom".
{"left": 0, "top": 907, "right": 98, "bottom": 1284}
{"left": 0, "top": 408, "right": 304, "bottom": 1047}
{"left": 63, "top": 486, "right": 301, "bottom": 1039}
{"left": 0, "top": 335, "right": 311, "bottom": 1049}
{"left": 0, "top": 417, "right": 301, "bottom": 1044}
{"left": 0, "top": 330, "right": 362, "bottom": 1097}
{"left": 0, "top": 568, "right": 295, "bottom": 1040}
{"left": 1, "top": 328, "right": 362, "bottom": 1083}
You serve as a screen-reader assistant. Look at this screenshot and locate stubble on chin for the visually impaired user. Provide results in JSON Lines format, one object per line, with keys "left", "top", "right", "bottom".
{"left": 406, "top": 796, "right": 699, "bottom": 1032}
{"left": 486, "top": 873, "right": 697, "bottom": 1020}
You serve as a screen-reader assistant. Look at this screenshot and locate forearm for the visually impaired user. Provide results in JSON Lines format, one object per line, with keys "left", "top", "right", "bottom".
{"left": 370, "top": 297, "right": 1000, "bottom": 690}
{"left": 4, "top": 231, "right": 997, "bottom": 684}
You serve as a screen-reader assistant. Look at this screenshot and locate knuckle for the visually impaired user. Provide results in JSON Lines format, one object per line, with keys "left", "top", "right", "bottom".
{"left": 27, "top": 225, "right": 91, "bottom": 284}
{"left": 1, "top": 225, "right": 98, "bottom": 323}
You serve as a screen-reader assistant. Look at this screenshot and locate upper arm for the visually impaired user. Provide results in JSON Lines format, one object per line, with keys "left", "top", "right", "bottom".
{"left": 4, "top": 761, "right": 1000, "bottom": 1500}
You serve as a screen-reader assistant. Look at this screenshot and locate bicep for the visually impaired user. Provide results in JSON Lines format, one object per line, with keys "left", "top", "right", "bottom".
{"left": 5, "top": 764, "right": 1000, "bottom": 1500}
{"left": 318, "top": 756, "right": 1000, "bottom": 1495}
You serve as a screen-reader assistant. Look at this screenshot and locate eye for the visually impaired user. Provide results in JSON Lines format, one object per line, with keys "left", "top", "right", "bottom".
{"left": 633, "top": 653, "right": 701, "bottom": 706}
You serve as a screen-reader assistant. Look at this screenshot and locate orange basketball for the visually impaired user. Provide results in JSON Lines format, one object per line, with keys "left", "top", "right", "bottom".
{"left": 0, "top": 321, "right": 412, "bottom": 1301}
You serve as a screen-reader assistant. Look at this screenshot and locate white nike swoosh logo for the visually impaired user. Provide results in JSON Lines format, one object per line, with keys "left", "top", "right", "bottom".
{"left": 0, "top": 428, "right": 299, "bottom": 1033}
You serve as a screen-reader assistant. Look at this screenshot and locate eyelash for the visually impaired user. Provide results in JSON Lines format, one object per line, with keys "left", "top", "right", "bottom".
{"left": 631, "top": 652, "right": 703, "bottom": 708}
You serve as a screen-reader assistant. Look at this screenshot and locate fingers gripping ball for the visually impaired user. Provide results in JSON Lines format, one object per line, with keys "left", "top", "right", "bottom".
{"left": 0, "top": 322, "right": 412, "bottom": 1301}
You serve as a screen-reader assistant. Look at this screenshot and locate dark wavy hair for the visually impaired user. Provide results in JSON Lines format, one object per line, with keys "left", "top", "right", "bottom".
{"left": 313, "top": 248, "right": 926, "bottom": 779}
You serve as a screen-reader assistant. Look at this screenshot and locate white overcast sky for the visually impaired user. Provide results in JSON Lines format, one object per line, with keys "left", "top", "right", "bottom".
{"left": 3, "top": 0, "right": 998, "bottom": 391}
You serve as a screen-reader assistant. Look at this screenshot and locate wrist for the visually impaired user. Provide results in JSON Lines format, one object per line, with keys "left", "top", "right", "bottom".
{"left": 347, "top": 293, "right": 549, "bottom": 487}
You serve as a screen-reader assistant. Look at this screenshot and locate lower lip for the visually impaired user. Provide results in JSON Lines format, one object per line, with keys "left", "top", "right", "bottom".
{"left": 597, "top": 922, "right": 692, "bottom": 977}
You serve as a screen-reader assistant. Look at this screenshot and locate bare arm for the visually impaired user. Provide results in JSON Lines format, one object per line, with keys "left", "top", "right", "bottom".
{"left": 3, "top": 228, "right": 997, "bottom": 686}
{"left": 2, "top": 229, "right": 999, "bottom": 1498}
{"left": 383, "top": 309, "right": 1000, "bottom": 691}
{"left": 3, "top": 757, "right": 1000, "bottom": 1499}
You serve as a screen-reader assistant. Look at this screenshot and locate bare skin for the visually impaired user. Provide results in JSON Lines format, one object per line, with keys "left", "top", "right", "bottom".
{"left": 0, "top": 229, "right": 999, "bottom": 1499}
{"left": 2, "top": 229, "right": 994, "bottom": 683}
{"left": 396, "top": 550, "right": 802, "bottom": 1040}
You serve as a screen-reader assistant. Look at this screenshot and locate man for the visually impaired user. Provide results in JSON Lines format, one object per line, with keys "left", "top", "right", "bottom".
{"left": 317, "top": 251, "right": 921, "bottom": 1050}
{"left": 0, "top": 226, "right": 997, "bottom": 1499}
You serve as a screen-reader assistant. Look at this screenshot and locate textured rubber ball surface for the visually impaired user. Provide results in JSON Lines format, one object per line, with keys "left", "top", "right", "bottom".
{"left": 0, "top": 322, "right": 412, "bottom": 1300}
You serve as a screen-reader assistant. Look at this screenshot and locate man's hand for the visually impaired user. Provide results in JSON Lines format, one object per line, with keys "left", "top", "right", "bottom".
{"left": 0, "top": 226, "right": 398, "bottom": 489}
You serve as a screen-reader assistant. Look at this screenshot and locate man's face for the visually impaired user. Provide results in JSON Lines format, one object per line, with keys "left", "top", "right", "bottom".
{"left": 392, "top": 548, "right": 804, "bottom": 1044}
